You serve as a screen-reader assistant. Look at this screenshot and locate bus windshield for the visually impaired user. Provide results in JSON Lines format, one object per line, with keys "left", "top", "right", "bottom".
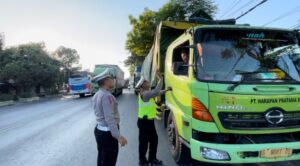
{"left": 194, "top": 29, "right": 300, "bottom": 83}
{"left": 70, "top": 71, "right": 88, "bottom": 78}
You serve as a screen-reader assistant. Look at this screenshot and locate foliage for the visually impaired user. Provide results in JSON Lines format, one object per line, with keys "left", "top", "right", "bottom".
{"left": 0, "top": 94, "right": 14, "bottom": 102}
{"left": 125, "top": 0, "right": 217, "bottom": 72}
{"left": 18, "top": 92, "right": 36, "bottom": 98}
{"left": 52, "top": 46, "right": 80, "bottom": 83}
{"left": 0, "top": 43, "right": 62, "bottom": 94}
{"left": 124, "top": 54, "right": 145, "bottom": 66}
{"left": 126, "top": 9, "right": 157, "bottom": 58}
{"left": 53, "top": 46, "right": 80, "bottom": 70}
{"left": 0, "top": 33, "right": 4, "bottom": 52}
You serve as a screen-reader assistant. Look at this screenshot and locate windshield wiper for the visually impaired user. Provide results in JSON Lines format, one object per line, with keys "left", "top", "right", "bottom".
{"left": 228, "top": 70, "right": 272, "bottom": 91}
{"left": 227, "top": 78, "right": 244, "bottom": 91}
{"left": 227, "top": 70, "right": 300, "bottom": 91}
{"left": 226, "top": 70, "right": 256, "bottom": 91}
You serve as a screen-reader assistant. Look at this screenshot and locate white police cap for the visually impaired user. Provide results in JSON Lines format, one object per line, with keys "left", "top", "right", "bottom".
{"left": 92, "top": 69, "right": 111, "bottom": 83}
{"left": 135, "top": 76, "right": 146, "bottom": 89}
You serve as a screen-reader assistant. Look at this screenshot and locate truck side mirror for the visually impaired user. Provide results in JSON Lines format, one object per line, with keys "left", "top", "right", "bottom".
{"left": 173, "top": 62, "right": 188, "bottom": 75}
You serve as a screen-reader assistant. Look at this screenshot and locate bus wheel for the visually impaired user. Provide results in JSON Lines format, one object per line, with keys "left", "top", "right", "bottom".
{"left": 167, "top": 112, "right": 191, "bottom": 164}
{"left": 79, "top": 94, "right": 85, "bottom": 98}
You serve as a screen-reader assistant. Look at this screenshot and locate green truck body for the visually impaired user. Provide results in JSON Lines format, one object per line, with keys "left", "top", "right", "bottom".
{"left": 91, "top": 64, "right": 124, "bottom": 95}
{"left": 142, "top": 20, "right": 300, "bottom": 164}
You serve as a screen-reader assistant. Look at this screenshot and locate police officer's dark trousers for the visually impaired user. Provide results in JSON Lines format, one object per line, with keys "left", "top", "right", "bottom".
{"left": 94, "top": 127, "right": 119, "bottom": 166}
{"left": 137, "top": 118, "right": 158, "bottom": 162}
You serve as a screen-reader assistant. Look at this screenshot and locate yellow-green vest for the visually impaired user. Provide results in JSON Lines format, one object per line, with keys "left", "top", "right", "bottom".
{"left": 138, "top": 94, "right": 156, "bottom": 119}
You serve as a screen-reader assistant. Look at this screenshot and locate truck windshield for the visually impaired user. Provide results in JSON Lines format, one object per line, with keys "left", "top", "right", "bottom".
{"left": 195, "top": 29, "right": 300, "bottom": 83}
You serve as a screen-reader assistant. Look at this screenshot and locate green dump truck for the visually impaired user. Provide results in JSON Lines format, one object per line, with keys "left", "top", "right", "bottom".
{"left": 91, "top": 64, "right": 124, "bottom": 96}
{"left": 141, "top": 19, "right": 300, "bottom": 164}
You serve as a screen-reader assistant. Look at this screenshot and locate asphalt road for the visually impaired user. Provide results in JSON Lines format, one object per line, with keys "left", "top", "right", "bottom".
{"left": 0, "top": 90, "right": 299, "bottom": 166}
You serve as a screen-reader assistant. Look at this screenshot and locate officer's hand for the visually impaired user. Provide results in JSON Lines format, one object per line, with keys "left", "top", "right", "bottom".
{"left": 118, "top": 136, "right": 127, "bottom": 147}
{"left": 167, "top": 86, "right": 172, "bottom": 91}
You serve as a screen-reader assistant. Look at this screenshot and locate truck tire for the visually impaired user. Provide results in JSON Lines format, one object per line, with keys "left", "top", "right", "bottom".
{"left": 167, "top": 112, "right": 191, "bottom": 164}
{"left": 79, "top": 94, "right": 85, "bottom": 98}
{"left": 163, "top": 109, "right": 170, "bottom": 128}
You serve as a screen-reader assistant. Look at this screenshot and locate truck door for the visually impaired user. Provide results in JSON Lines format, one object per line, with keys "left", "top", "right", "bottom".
{"left": 165, "top": 40, "right": 192, "bottom": 140}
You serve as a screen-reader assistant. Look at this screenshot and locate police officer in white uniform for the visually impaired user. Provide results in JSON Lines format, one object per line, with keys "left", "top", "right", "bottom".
{"left": 92, "top": 69, "right": 127, "bottom": 166}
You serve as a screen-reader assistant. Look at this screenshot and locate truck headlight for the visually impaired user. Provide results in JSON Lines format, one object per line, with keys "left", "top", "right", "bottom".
{"left": 201, "top": 147, "right": 230, "bottom": 161}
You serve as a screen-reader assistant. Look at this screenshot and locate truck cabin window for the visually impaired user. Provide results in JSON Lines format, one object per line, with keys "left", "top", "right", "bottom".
{"left": 194, "top": 29, "right": 300, "bottom": 83}
{"left": 172, "top": 42, "right": 190, "bottom": 76}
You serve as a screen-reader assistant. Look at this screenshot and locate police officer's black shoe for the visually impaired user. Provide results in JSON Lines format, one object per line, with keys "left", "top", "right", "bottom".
{"left": 149, "top": 159, "right": 163, "bottom": 166}
{"left": 139, "top": 160, "right": 148, "bottom": 166}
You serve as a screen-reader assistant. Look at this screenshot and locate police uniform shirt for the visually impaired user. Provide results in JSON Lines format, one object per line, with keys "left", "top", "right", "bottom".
{"left": 92, "top": 88, "right": 120, "bottom": 139}
{"left": 140, "top": 79, "right": 163, "bottom": 102}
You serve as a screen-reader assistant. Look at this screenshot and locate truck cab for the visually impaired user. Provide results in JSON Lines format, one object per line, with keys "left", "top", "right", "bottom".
{"left": 142, "top": 21, "right": 300, "bottom": 164}
{"left": 163, "top": 25, "right": 300, "bottom": 164}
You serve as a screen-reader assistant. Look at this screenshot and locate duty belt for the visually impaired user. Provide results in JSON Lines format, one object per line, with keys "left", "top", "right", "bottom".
{"left": 97, "top": 124, "right": 120, "bottom": 131}
{"left": 97, "top": 124, "right": 110, "bottom": 131}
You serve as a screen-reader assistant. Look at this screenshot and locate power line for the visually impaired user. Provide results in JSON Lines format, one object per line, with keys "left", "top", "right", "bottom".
{"left": 263, "top": 4, "right": 300, "bottom": 26}
{"left": 236, "top": 0, "right": 268, "bottom": 20}
{"left": 227, "top": 0, "right": 256, "bottom": 18}
{"left": 219, "top": 0, "right": 242, "bottom": 19}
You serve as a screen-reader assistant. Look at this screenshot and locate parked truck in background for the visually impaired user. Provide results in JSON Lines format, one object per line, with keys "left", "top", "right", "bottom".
{"left": 91, "top": 64, "right": 125, "bottom": 96}
{"left": 133, "top": 66, "right": 142, "bottom": 95}
{"left": 141, "top": 18, "right": 300, "bottom": 164}
{"left": 67, "top": 71, "right": 91, "bottom": 97}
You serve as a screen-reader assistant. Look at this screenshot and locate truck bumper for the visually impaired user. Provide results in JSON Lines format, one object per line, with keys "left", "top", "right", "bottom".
{"left": 190, "top": 138, "right": 300, "bottom": 164}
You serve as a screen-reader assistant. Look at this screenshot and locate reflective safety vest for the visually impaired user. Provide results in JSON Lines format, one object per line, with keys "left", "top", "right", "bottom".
{"left": 138, "top": 94, "right": 156, "bottom": 119}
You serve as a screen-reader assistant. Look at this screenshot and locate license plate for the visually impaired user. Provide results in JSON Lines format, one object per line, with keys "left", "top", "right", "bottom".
{"left": 260, "top": 148, "right": 293, "bottom": 158}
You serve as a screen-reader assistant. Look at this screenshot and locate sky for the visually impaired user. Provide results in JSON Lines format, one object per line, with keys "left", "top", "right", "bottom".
{"left": 1, "top": 0, "right": 300, "bottom": 78}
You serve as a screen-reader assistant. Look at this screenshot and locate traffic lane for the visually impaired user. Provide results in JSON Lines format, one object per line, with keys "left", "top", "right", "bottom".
{"left": 0, "top": 95, "right": 97, "bottom": 166}
{"left": 0, "top": 95, "right": 82, "bottom": 128}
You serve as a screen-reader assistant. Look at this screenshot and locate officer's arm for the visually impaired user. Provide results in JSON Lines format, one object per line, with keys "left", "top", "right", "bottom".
{"left": 101, "top": 94, "right": 120, "bottom": 140}
{"left": 141, "top": 79, "right": 163, "bottom": 102}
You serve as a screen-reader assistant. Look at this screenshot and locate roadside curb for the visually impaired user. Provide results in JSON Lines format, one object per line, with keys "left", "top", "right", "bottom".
{"left": 45, "top": 94, "right": 63, "bottom": 99}
{"left": 18, "top": 97, "right": 40, "bottom": 103}
{"left": 0, "top": 100, "right": 14, "bottom": 107}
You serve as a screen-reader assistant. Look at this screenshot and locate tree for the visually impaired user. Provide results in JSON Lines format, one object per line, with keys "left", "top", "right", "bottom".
{"left": 125, "top": 0, "right": 217, "bottom": 70}
{"left": 126, "top": 9, "right": 157, "bottom": 58}
{"left": 0, "top": 43, "right": 62, "bottom": 95}
{"left": 156, "top": 0, "right": 217, "bottom": 22}
{"left": 53, "top": 46, "right": 80, "bottom": 70}
{"left": 0, "top": 33, "right": 4, "bottom": 53}
{"left": 52, "top": 46, "right": 80, "bottom": 83}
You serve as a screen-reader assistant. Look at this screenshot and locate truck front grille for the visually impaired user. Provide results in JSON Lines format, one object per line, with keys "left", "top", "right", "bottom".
{"left": 218, "top": 112, "right": 300, "bottom": 130}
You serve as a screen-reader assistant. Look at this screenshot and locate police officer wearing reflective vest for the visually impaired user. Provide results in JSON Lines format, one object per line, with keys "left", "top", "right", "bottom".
{"left": 92, "top": 69, "right": 127, "bottom": 166}
{"left": 135, "top": 74, "right": 172, "bottom": 166}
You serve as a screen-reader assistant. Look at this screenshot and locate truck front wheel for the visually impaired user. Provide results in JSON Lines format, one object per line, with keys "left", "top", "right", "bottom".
{"left": 167, "top": 112, "right": 191, "bottom": 164}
